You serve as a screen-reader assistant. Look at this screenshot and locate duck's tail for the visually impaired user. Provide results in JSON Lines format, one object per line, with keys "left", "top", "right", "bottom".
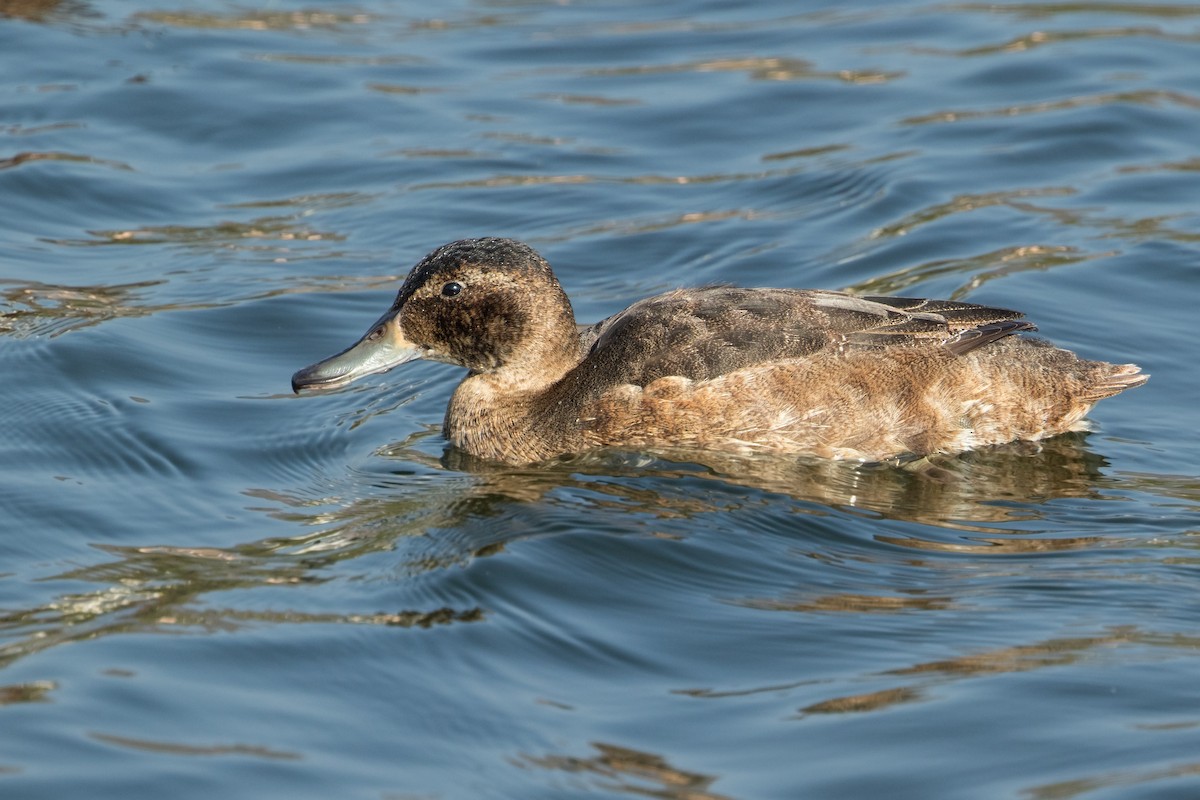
{"left": 1082, "top": 362, "right": 1149, "bottom": 403}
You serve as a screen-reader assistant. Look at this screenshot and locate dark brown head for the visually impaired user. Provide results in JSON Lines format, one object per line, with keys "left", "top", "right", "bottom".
{"left": 291, "top": 238, "right": 580, "bottom": 392}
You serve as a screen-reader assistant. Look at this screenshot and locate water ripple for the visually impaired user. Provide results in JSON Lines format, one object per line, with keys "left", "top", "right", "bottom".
{"left": 584, "top": 56, "right": 903, "bottom": 84}
{"left": 945, "top": 2, "right": 1200, "bottom": 21}
{"left": 0, "top": 279, "right": 167, "bottom": 338}
{"left": 903, "top": 89, "right": 1200, "bottom": 125}
{"left": 0, "top": 150, "right": 132, "bottom": 172}
{"left": 846, "top": 244, "right": 1112, "bottom": 298}
{"left": 130, "top": 8, "right": 376, "bottom": 31}
{"left": 914, "top": 25, "right": 1200, "bottom": 57}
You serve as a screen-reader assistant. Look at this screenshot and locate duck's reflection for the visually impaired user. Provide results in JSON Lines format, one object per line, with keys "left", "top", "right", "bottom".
{"left": 435, "top": 430, "right": 1114, "bottom": 531}
{"left": 247, "top": 428, "right": 1128, "bottom": 574}
{"left": 0, "top": 431, "right": 1157, "bottom": 675}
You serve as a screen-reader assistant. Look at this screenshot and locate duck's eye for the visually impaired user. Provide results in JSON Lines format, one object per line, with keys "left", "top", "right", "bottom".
{"left": 441, "top": 281, "right": 463, "bottom": 297}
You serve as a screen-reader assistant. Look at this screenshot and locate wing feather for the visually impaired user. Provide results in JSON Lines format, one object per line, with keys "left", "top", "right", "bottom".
{"left": 577, "top": 287, "right": 1031, "bottom": 387}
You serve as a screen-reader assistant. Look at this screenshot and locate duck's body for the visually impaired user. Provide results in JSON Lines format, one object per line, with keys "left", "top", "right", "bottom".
{"left": 292, "top": 238, "right": 1147, "bottom": 465}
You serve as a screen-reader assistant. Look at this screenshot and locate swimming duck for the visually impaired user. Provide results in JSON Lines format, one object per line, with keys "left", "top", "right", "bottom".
{"left": 292, "top": 237, "right": 1147, "bottom": 465}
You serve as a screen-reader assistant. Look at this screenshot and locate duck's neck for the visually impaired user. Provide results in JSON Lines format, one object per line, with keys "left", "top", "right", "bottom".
{"left": 445, "top": 328, "right": 585, "bottom": 463}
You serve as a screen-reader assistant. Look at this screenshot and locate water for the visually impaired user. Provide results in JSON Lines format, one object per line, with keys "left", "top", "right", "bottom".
{"left": 2, "top": 0, "right": 1199, "bottom": 797}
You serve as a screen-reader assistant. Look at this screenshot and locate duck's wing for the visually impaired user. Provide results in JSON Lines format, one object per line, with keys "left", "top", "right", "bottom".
{"left": 856, "top": 295, "right": 1035, "bottom": 355}
{"left": 580, "top": 287, "right": 1033, "bottom": 386}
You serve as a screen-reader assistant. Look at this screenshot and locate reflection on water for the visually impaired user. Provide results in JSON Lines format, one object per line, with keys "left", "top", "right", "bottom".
{"left": 0, "top": 279, "right": 167, "bottom": 338}
{"left": 795, "top": 626, "right": 1194, "bottom": 726}
{"left": 800, "top": 686, "right": 923, "bottom": 715}
{"left": 950, "top": 3, "right": 1200, "bottom": 21}
{"left": 742, "top": 592, "right": 955, "bottom": 614}
{"left": 0, "top": 536, "right": 483, "bottom": 672}
{"left": 519, "top": 742, "right": 733, "bottom": 800}
{"left": 846, "top": 244, "right": 1106, "bottom": 299}
{"left": 885, "top": 628, "right": 1141, "bottom": 678}
{"left": 88, "top": 732, "right": 301, "bottom": 761}
{"left": 917, "top": 26, "right": 1200, "bottom": 58}
{"left": 0, "top": 680, "right": 54, "bottom": 705}
{"left": 0, "top": 150, "right": 132, "bottom": 172}
{"left": 131, "top": 8, "right": 373, "bottom": 31}
{"left": 546, "top": 433, "right": 1116, "bottom": 531}
{"left": 868, "top": 188, "right": 1076, "bottom": 240}
{"left": 902, "top": 88, "right": 1200, "bottom": 126}
{"left": 1025, "top": 760, "right": 1200, "bottom": 800}
{"left": 0, "top": 269, "right": 401, "bottom": 339}
{"left": 50, "top": 216, "right": 343, "bottom": 248}
{"left": 585, "top": 56, "right": 901, "bottom": 85}
{"left": 0, "top": 0, "right": 91, "bottom": 24}
{"left": 254, "top": 430, "right": 1129, "bottom": 567}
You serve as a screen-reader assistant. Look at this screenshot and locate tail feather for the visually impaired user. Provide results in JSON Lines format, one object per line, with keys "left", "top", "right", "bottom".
{"left": 1083, "top": 363, "right": 1148, "bottom": 402}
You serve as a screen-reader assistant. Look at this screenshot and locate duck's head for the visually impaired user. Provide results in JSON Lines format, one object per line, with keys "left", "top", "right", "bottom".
{"left": 291, "top": 238, "right": 579, "bottom": 393}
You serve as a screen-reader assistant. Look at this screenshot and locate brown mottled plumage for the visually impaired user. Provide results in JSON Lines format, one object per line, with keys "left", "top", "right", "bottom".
{"left": 292, "top": 238, "right": 1147, "bottom": 465}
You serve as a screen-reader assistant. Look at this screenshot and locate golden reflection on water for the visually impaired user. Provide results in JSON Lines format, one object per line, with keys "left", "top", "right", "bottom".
{"left": 875, "top": 533, "right": 1109, "bottom": 554}
{"left": 903, "top": 88, "right": 1200, "bottom": 125}
{"left": 889, "top": 628, "right": 1140, "bottom": 677}
{"left": 0, "top": 680, "right": 55, "bottom": 705}
{"left": 55, "top": 216, "right": 343, "bottom": 247}
{"left": 742, "top": 592, "right": 955, "bottom": 613}
{"left": 88, "top": 731, "right": 301, "bottom": 761}
{"left": 0, "top": 279, "right": 169, "bottom": 338}
{"left": 0, "top": 272, "right": 400, "bottom": 339}
{"left": 948, "top": 3, "right": 1200, "bottom": 21}
{"left": 247, "top": 53, "right": 423, "bottom": 66}
{"left": 1024, "top": 760, "right": 1200, "bottom": 800}
{"left": 131, "top": 9, "right": 373, "bottom": 31}
{"left": 914, "top": 25, "right": 1200, "bottom": 57}
{"left": 0, "top": 150, "right": 132, "bottom": 171}
{"left": 220, "top": 191, "right": 380, "bottom": 212}
{"left": 0, "top": 0, "right": 61, "bottom": 21}
{"left": 1120, "top": 155, "right": 1200, "bottom": 174}
{"left": 584, "top": 56, "right": 902, "bottom": 85}
{"left": 366, "top": 83, "right": 446, "bottom": 96}
{"left": 533, "top": 92, "right": 643, "bottom": 107}
{"left": 0, "top": 534, "right": 484, "bottom": 672}
{"left": 847, "top": 244, "right": 1103, "bottom": 299}
{"left": 674, "top": 624, "right": 1200, "bottom": 728}
{"left": 868, "top": 188, "right": 1076, "bottom": 239}
{"left": 519, "top": 742, "right": 733, "bottom": 800}
{"left": 800, "top": 686, "right": 923, "bottom": 715}
{"left": 793, "top": 626, "right": 1189, "bottom": 727}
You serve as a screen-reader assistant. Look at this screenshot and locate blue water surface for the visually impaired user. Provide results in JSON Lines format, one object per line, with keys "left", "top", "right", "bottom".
{"left": 3, "top": 1, "right": 1200, "bottom": 798}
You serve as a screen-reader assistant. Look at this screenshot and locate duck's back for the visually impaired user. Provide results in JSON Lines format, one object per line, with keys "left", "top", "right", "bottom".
{"left": 575, "top": 287, "right": 1031, "bottom": 390}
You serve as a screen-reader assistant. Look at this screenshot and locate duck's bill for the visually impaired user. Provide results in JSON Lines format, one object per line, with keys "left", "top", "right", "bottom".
{"left": 291, "top": 309, "right": 420, "bottom": 393}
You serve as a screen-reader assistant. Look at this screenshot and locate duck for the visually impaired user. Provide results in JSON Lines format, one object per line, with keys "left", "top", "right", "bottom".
{"left": 292, "top": 237, "right": 1147, "bottom": 465}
